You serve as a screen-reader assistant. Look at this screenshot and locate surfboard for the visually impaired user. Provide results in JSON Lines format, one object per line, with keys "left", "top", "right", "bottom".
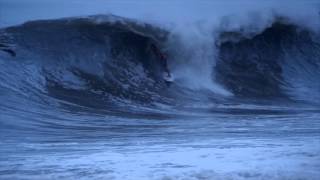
{"left": 163, "top": 72, "right": 174, "bottom": 82}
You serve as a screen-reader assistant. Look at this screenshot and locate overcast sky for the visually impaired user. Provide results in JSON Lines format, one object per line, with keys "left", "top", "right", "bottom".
{"left": 0, "top": 0, "right": 319, "bottom": 28}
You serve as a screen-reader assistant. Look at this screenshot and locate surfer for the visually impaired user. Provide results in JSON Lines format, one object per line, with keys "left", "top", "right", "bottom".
{"left": 0, "top": 43, "right": 16, "bottom": 57}
{"left": 150, "top": 44, "right": 171, "bottom": 77}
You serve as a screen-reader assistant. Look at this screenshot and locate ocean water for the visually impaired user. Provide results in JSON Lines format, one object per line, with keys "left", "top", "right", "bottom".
{"left": 0, "top": 1, "right": 320, "bottom": 179}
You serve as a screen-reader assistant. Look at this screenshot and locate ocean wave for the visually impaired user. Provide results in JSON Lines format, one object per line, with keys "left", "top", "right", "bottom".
{"left": 1, "top": 15, "right": 319, "bottom": 106}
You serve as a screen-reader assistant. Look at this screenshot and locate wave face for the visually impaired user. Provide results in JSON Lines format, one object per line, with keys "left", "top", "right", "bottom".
{"left": 216, "top": 22, "right": 320, "bottom": 103}
{"left": 0, "top": 14, "right": 320, "bottom": 180}
{"left": 1, "top": 15, "right": 174, "bottom": 109}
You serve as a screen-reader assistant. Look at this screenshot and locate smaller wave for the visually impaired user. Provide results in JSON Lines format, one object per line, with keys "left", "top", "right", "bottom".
{"left": 216, "top": 20, "right": 320, "bottom": 104}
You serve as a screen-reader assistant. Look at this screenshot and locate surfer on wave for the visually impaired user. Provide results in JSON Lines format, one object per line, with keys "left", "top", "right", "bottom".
{"left": 150, "top": 44, "right": 171, "bottom": 78}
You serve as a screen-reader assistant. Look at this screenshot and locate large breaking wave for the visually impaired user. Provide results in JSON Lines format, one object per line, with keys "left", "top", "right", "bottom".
{"left": 1, "top": 14, "right": 319, "bottom": 110}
